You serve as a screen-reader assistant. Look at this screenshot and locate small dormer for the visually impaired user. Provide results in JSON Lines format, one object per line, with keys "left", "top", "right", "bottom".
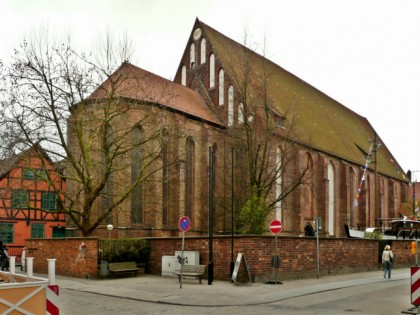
{"left": 270, "top": 108, "right": 286, "bottom": 128}
{"left": 273, "top": 114, "right": 285, "bottom": 128}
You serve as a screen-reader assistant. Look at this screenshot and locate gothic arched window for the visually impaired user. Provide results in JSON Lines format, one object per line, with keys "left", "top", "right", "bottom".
{"left": 162, "top": 129, "right": 169, "bottom": 226}
{"left": 190, "top": 43, "right": 195, "bottom": 67}
{"left": 228, "top": 85, "right": 234, "bottom": 126}
{"left": 209, "top": 54, "right": 215, "bottom": 88}
{"left": 218, "top": 69, "right": 224, "bottom": 105}
{"left": 181, "top": 65, "right": 187, "bottom": 86}
{"left": 238, "top": 103, "right": 244, "bottom": 124}
{"left": 328, "top": 161, "right": 335, "bottom": 235}
{"left": 200, "top": 38, "right": 206, "bottom": 64}
{"left": 185, "top": 137, "right": 195, "bottom": 218}
{"left": 131, "top": 126, "right": 143, "bottom": 224}
{"left": 101, "top": 124, "right": 114, "bottom": 224}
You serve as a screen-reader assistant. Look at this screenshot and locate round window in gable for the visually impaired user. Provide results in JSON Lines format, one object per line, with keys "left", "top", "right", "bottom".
{"left": 193, "top": 28, "right": 202, "bottom": 40}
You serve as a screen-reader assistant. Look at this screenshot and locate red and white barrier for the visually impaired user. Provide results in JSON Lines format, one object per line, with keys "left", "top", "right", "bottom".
{"left": 411, "top": 266, "right": 420, "bottom": 306}
{"left": 46, "top": 259, "right": 59, "bottom": 314}
{"left": 46, "top": 285, "right": 60, "bottom": 315}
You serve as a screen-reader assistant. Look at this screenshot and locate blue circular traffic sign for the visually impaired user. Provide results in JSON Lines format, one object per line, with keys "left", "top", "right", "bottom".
{"left": 179, "top": 216, "right": 191, "bottom": 232}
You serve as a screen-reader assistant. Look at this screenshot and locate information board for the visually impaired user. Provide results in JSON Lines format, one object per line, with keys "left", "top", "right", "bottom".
{"left": 231, "top": 252, "right": 252, "bottom": 285}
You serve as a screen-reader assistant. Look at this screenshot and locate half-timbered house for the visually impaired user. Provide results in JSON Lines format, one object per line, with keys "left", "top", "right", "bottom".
{"left": 0, "top": 145, "right": 66, "bottom": 251}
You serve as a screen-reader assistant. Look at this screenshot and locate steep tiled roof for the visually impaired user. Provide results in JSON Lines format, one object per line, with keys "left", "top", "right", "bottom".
{"left": 0, "top": 144, "right": 53, "bottom": 179}
{"left": 198, "top": 19, "right": 405, "bottom": 180}
{"left": 0, "top": 153, "right": 22, "bottom": 179}
{"left": 88, "top": 62, "right": 223, "bottom": 127}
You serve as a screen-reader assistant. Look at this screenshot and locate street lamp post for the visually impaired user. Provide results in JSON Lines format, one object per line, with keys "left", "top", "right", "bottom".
{"left": 107, "top": 224, "right": 113, "bottom": 239}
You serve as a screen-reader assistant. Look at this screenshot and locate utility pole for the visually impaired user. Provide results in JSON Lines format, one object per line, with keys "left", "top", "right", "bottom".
{"left": 230, "top": 147, "right": 235, "bottom": 278}
{"left": 208, "top": 146, "right": 214, "bottom": 285}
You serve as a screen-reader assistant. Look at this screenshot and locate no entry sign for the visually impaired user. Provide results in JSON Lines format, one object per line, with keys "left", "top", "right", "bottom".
{"left": 179, "top": 216, "right": 191, "bottom": 232}
{"left": 269, "top": 220, "right": 282, "bottom": 234}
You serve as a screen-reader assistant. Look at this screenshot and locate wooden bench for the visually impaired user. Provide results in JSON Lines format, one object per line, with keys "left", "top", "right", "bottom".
{"left": 174, "top": 264, "right": 206, "bottom": 284}
{"left": 108, "top": 262, "right": 140, "bottom": 277}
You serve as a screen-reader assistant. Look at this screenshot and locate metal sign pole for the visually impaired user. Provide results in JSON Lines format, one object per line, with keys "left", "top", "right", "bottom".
{"left": 275, "top": 234, "right": 278, "bottom": 283}
{"left": 316, "top": 217, "right": 320, "bottom": 279}
{"left": 180, "top": 231, "right": 185, "bottom": 289}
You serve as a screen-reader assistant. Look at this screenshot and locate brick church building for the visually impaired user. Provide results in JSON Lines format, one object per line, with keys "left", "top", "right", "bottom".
{"left": 68, "top": 18, "right": 408, "bottom": 238}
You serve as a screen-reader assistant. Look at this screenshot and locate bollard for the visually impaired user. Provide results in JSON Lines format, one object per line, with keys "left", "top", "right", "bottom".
{"left": 26, "top": 257, "right": 34, "bottom": 280}
{"left": 9, "top": 256, "right": 16, "bottom": 274}
{"left": 47, "top": 259, "right": 56, "bottom": 285}
{"left": 46, "top": 259, "right": 60, "bottom": 315}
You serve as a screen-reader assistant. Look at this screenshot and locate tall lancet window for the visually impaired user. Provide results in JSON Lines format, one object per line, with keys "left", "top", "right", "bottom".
{"left": 275, "top": 147, "right": 282, "bottom": 219}
{"left": 181, "top": 65, "right": 186, "bottom": 86}
{"left": 101, "top": 124, "right": 114, "bottom": 224}
{"left": 185, "top": 137, "right": 195, "bottom": 218}
{"left": 238, "top": 103, "right": 244, "bottom": 124}
{"left": 218, "top": 69, "right": 224, "bottom": 105}
{"left": 131, "top": 126, "right": 143, "bottom": 224}
{"left": 162, "top": 129, "right": 169, "bottom": 226}
{"left": 228, "top": 85, "right": 234, "bottom": 126}
{"left": 200, "top": 38, "right": 206, "bottom": 64}
{"left": 209, "top": 54, "right": 215, "bottom": 88}
{"left": 190, "top": 43, "right": 195, "bottom": 67}
{"left": 328, "top": 161, "right": 335, "bottom": 235}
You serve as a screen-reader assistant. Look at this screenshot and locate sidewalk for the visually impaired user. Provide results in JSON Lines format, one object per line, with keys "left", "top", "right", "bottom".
{"left": 49, "top": 268, "right": 409, "bottom": 307}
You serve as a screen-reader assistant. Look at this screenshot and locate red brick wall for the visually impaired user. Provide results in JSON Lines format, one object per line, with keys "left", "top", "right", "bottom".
{"left": 24, "top": 236, "right": 416, "bottom": 280}
{"left": 25, "top": 238, "right": 98, "bottom": 279}
{"left": 147, "top": 236, "right": 416, "bottom": 281}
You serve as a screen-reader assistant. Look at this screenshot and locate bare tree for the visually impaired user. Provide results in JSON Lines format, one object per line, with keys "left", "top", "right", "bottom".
{"left": 0, "top": 30, "right": 175, "bottom": 236}
{"left": 221, "top": 34, "right": 313, "bottom": 234}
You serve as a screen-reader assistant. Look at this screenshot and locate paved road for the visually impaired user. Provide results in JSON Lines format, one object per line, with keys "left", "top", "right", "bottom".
{"left": 57, "top": 268, "right": 416, "bottom": 314}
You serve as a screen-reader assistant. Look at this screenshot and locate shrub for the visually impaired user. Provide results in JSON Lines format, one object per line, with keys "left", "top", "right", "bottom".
{"left": 364, "top": 230, "right": 383, "bottom": 240}
{"left": 101, "top": 238, "right": 150, "bottom": 263}
{"left": 237, "top": 187, "right": 268, "bottom": 234}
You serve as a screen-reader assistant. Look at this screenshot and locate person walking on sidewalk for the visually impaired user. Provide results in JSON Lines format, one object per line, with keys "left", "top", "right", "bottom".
{"left": 1, "top": 245, "right": 9, "bottom": 271}
{"left": 382, "top": 245, "right": 394, "bottom": 279}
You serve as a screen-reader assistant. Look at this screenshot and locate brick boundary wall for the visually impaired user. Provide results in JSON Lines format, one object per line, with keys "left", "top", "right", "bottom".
{"left": 26, "top": 238, "right": 98, "bottom": 279}
{"left": 147, "top": 236, "right": 417, "bottom": 281}
{"left": 24, "top": 236, "right": 416, "bottom": 280}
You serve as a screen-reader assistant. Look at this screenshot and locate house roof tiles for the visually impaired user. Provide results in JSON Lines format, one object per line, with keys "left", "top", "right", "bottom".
{"left": 197, "top": 19, "right": 405, "bottom": 181}
{"left": 88, "top": 62, "right": 223, "bottom": 127}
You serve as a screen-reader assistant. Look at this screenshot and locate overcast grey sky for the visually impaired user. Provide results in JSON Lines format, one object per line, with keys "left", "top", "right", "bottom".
{"left": 1, "top": 0, "right": 419, "bottom": 180}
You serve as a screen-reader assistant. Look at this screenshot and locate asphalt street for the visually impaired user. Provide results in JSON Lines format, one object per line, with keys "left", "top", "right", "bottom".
{"left": 51, "top": 267, "right": 417, "bottom": 314}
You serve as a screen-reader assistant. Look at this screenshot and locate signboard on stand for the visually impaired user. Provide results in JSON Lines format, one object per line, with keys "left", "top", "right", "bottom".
{"left": 231, "top": 252, "right": 252, "bottom": 285}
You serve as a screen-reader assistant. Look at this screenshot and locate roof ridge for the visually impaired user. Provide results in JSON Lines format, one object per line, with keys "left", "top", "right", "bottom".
{"left": 197, "top": 19, "right": 364, "bottom": 119}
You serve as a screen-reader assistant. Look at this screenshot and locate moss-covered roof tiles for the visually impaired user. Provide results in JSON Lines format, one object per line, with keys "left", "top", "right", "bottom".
{"left": 198, "top": 19, "right": 406, "bottom": 181}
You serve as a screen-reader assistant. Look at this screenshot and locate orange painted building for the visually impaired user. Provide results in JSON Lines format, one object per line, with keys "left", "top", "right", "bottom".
{"left": 0, "top": 145, "right": 66, "bottom": 249}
